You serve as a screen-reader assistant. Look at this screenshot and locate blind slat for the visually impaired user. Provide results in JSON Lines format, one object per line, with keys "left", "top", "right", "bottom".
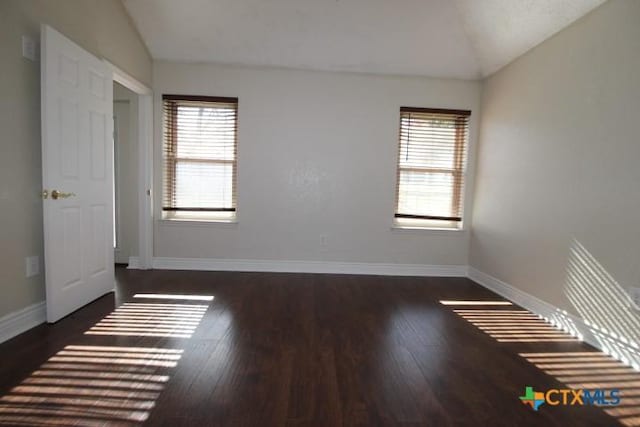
{"left": 162, "top": 95, "right": 238, "bottom": 212}
{"left": 395, "top": 107, "right": 470, "bottom": 223}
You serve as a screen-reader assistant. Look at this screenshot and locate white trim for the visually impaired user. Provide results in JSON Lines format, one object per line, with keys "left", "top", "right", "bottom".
{"left": 137, "top": 94, "right": 153, "bottom": 269}
{"left": 0, "top": 302, "right": 46, "bottom": 344}
{"left": 151, "top": 257, "right": 467, "bottom": 277}
{"left": 468, "top": 268, "right": 561, "bottom": 320}
{"left": 106, "top": 60, "right": 154, "bottom": 270}
{"left": 127, "top": 256, "right": 140, "bottom": 269}
{"left": 468, "top": 267, "right": 640, "bottom": 369}
{"left": 158, "top": 218, "right": 238, "bottom": 228}
{"left": 390, "top": 225, "right": 466, "bottom": 234}
{"left": 105, "top": 60, "right": 152, "bottom": 95}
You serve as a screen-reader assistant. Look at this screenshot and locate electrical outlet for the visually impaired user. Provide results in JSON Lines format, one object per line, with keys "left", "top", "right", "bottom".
{"left": 22, "top": 35, "right": 37, "bottom": 61}
{"left": 25, "top": 255, "right": 40, "bottom": 278}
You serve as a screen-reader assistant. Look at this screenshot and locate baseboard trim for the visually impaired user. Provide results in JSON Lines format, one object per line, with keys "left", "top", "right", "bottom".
{"left": 151, "top": 257, "right": 467, "bottom": 277}
{"left": 127, "top": 256, "right": 140, "bottom": 269}
{"left": 0, "top": 301, "right": 46, "bottom": 344}
{"left": 468, "top": 267, "right": 640, "bottom": 369}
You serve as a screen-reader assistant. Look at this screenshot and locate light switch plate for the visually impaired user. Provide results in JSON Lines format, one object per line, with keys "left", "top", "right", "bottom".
{"left": 25, "top": 255, "right": 40, "bottom": 278}
{"left": 22, "top": 35, "right": 37, "bottom": 61}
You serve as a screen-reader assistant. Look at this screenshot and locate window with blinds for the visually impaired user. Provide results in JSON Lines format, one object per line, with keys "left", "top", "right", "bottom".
{"left": 395, "top": 107, "right": 471, "bottom": 229}
{"left": 162, "top": 95, "right": 238, "bottom": 220}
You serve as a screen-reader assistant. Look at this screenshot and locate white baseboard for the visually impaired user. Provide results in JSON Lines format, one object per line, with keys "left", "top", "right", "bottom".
{"left": 150, "top": 256, "right": 467, "bottom": 277}
{"left": 0, "top": 301, "right": 46, "bottom": 344}
{"left": 468, "top": 267, "right": 564, "bottom": 321}
{"left": 127, "top": 256, "right": 140, "bottom": 269}
{"left": 468, "top": 267, "right": 640, "bottom": 369}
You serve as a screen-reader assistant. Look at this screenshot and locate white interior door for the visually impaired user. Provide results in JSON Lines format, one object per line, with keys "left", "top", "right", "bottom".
{"left": 41, "top": 25, "right": 114, "bottom": 323}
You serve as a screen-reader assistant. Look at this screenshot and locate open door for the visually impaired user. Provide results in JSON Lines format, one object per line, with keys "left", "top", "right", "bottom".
{"left": 41, "top": 25, "right": 114, "bottom": 323}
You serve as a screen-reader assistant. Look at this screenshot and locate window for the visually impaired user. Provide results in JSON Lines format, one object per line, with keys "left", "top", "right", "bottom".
{"left": 162, "top": 95, "right": 238, "bottom": 221}
{"left": 395, "top": 107, "right": 471, "bottom": 229}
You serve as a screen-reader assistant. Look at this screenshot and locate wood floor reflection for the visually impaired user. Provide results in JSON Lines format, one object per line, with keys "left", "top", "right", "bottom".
{"left": 0, "top": 268, "right": 631, "bottom": 426}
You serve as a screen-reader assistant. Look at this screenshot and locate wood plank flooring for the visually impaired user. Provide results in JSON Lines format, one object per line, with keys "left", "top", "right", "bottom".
{"left": 0, "top": 267, "right": 636, "bottom": 426}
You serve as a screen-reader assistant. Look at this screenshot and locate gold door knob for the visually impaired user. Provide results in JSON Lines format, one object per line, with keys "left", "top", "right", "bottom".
{"left": 41, "top": 190, "right": 48, "bottom": 199}
{"left": 51, "top": 190, "right": 76, "bottom": 200}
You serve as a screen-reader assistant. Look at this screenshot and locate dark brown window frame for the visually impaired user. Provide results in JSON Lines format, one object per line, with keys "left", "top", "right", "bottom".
{"left": 394, "top": 107, "right": 471, "bottom": 223}
{"left": 162, "top": 94, "right": 239, "bottom": 213}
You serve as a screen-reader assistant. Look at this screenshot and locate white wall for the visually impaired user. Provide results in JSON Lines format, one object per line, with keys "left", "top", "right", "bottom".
{"left": 114, "top": 83, "right": 139, "bottom": 263}
{"left": 153, "top": 62, "right": 481, "bottom": 266}
{"left": 0, "top": 0, "right": 151, "bottom": 318}
{"left": 471, "top": 0, "right": 640, "bottom": 349}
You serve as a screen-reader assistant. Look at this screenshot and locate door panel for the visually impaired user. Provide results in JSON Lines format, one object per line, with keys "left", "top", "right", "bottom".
{"left": 90, "top": 111, "right": 106, "bottom": 179}
{"left": 60, "top": 207, "right": 82, "bottom": 288}
{"left": 89, "top": 204, "right": 108, "bottom": 276}
{"left": 41, "top": 25, "right": 114, "bottom": 323}
{"left": 59, "top": 100, "right": 79, "bottom": 178}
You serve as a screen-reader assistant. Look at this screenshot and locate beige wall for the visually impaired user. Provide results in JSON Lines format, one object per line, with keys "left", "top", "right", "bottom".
{"left": 471, "top": 0, "right": 640, "bottom": 344}
{"left": 0, "top": 0, "right": 151, "bottom": 318}
{"left": 153, "top": 62, "right": 481, "bottom": 265}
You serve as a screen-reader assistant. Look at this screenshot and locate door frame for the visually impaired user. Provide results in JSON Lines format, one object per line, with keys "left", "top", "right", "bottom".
{"left": 105, "top": 61, "right": 153, "bottom": 270}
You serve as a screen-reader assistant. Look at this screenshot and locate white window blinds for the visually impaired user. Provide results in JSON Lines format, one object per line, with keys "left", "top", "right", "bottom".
{"left": 162, "top": 95, "right": 238, "bottom": 214}
{"left": 395, "top": 107, "right": 471, "bottom": 227}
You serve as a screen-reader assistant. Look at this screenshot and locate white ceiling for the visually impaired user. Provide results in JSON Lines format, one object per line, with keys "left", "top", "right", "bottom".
{"left": 122, "top": 0, "right": 606, "bottom": 79}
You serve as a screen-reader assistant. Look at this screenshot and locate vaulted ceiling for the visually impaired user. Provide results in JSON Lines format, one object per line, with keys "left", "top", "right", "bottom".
{"left": 122, "top": 0, "right": 606, "bottom": 79}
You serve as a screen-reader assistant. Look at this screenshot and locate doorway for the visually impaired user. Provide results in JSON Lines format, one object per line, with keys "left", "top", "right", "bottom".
{"left": 113, "top": 82, "right": 139, "bottom": 266}
{"left": 108, "top": 62, "right": 153, "bottom": 270}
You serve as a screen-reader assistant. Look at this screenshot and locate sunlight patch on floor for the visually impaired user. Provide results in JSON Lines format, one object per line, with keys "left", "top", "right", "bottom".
{"left": 521, "top": 352, "right": 640, "bottom": 426}
{"left": 0, "top": 346, "right": 183, "bottom": 426}
{"left": 439, "top": 300, "right": 513, "bottom": 306}
{"left": 133, "top": 293, "right": 214, "bottom": 301}
{"left": 450, "top": 307, "right": 579, "bottom": 343}
{"left": 85, "top": 302, "right": 209, "bottom": 338}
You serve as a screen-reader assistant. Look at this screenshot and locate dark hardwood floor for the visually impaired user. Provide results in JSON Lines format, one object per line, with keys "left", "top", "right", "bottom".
{"left": 0, "top": 267, "right": 636, "bottom": 426}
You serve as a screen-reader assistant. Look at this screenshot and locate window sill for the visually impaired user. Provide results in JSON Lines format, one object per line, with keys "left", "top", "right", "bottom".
{"left": 158, "top": 218, "right": 238, "bottom": 228}
{"left": 391, "top": 218, "right": 465, "bottom": 234}
{"left": 391, "top": 225, "right": 465, "bottom": 234}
